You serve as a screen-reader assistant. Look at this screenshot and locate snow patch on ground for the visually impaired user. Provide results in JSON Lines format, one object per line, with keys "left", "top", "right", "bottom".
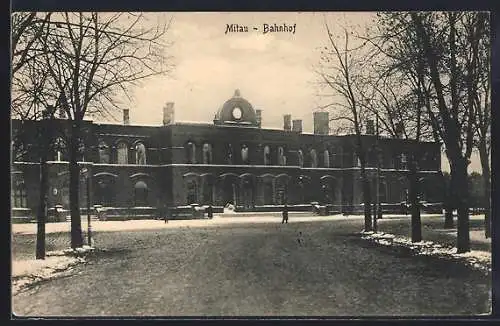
{"left": 360, "top": 231, "right": 491, "bottom": 274}
{"left": 12, "top": 215, "right": 365, "bottom": 235}
{"left": 12, "top": 246, "right": 97, "bottom": 296}
{"left": 46, "top": 245, "right": 96, "bottom": 257}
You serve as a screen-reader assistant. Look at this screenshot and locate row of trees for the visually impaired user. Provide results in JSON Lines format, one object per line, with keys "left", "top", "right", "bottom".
{"left": 318, "top": 12, "right": 491, "bottom": 253}
{"left": 11, "top": 12, "right": 173, "bottom": 256}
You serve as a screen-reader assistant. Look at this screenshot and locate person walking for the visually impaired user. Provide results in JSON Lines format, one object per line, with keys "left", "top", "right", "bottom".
{"left": 281, "top": 204, "right": 289, "bottom": 224}
{"left": 164, "top": 206, "right": 169, "bottom": 224}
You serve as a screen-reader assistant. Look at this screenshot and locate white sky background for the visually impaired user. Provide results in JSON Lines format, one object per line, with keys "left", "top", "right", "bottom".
{"left": 104, "top": 12, "right": 482, "bottom": 173}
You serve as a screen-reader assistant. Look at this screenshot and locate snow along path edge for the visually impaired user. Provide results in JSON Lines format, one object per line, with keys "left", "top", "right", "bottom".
{"left": 12, "top": 246, "right": 102, "bottom": 296}
{"left": 360, "top": 231, "right": 491, "bottom": 274}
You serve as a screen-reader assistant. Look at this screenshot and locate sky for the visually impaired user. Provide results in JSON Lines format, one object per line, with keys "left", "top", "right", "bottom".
{"left": 104, "top": 12, "right": 483, "bottom": 173}
{"left": 126, "top": 12, "right": 359, "bottom": 130}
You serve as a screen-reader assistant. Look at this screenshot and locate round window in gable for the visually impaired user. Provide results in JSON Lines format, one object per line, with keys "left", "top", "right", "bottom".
{"left": 232, "top": 107, "right": 242, "bottom": 120}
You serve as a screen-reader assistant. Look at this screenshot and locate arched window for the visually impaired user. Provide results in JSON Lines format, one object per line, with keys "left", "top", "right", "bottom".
{"left": 310, "top": 149, "right": 318, "bottom": 168}
{"left": 226, "top": 144, "right": 234, "bottom": 165}
{"left": 117, "top": 142, "right": 129, "bottom": 164}
{"left": 135, "top": 142, "right": 147, "bottom": 165}
{"left": 134, "top": 181, "right": 148, "bottom": 206}
{"left": 78, "top": 139, "right": 86, "bottom": 162}
{"left": 54, "top": 137, "right": 66, "bottom": 161}
{"left": 264, "top": 145, "right": 271, "bottom": 165}
{"left": 13, "top": 140, "right": 27, "bottom": 161}
{"left": 95, "top": 178, "right": 115, "bottom": 206}
{"left": 202, "top": 143, "right": 213, "bottom": 164}
{"left": 298, "top": 149, "right": 304, "bottom": 167}
{"left": 275, "top": 177, "right": 288, "bottom": 205}
{"left": 241, "top": 144, "right": 249, "bottom": 164}
{"left": 323, "top": 149, "right": 330, "bottom": 168}
{"left": 263, "top": 181, "right": 273, "bottom": 205}
{"left": 400, "top": 153, "right": 408, "bottom": 170}
{"left": 186, "top": 142, "right": 196, "bottom": 164}
{"left": 98, "top": 140, "right": 110, "bottom": 164}
{"left": 12, "top": 179, "right": 28, "bottom": 208}
{"left": 353, "top": 153, "right": 361, "bottom": 167}
{"left": 278, "top": 146, "right": 286, "bottom": 166}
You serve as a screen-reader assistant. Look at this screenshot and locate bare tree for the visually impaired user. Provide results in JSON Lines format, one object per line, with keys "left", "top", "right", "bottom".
{"left": 371, "top": 12, "right": 488, "bottom": 253}
{"left": 317, "top": 21, "right": 373, "bottom": 231}
{"left": 411, "top": 12, "right": 491, "bottom": 252}
{"left": 11, "top": 12, "right": 53, "bottom": 77}
{"left": 358, "top": 11, "right": 489, "bottom": 251}
{"left": 464, "top": 14, "right": 491, "bottom": 238}
{"left": 359, "top": 14, "right": 445, "bottom": 242}
{"left": 361, "top": 70, "right": 434, "bottom": 242}
{"left": 12, "top": 12, "right": 61, "bottom": 259}
{"left": 12, "top": 12, "right": 174, "bottom": 248}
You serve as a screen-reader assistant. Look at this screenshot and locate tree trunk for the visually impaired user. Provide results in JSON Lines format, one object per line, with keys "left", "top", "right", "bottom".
{"left": 36, "top": 158, "right": 48, "bottom": 259}
{"left": 36, "top": 118, "right": 51, "bottom": 259}
{"left": 478, "top": 142, "right": 491, "bottom": 238}
{"left": 453, "top": 158, "right": 470, "bottom": 253}
{"left": 69, "top": 122, "right": 83, "bottom": 248}
{"left": 409, "top": 159, "right": 422, "bottom": 242}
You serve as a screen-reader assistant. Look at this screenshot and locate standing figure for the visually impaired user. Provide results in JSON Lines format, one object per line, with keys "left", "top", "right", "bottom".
{"left": 164, "top": 206, "right": 169, "bottom": 224}
{"left": 281, "top": 204, "right": 289, "bottom": 224}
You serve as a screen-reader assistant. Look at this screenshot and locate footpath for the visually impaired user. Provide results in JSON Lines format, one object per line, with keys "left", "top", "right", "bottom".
{"left": 11, "top": 214, "right": 490, "bottom": 295}
{"left": 11, "top": 213, "right": 366, "bottom": 235}
{"left": 12, "top": 213, "right": 362, "bottom": 295}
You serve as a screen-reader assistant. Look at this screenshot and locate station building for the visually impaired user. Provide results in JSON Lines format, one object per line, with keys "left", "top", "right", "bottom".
{"left": 11, "top": 90, "right": 444, "bottom": 221}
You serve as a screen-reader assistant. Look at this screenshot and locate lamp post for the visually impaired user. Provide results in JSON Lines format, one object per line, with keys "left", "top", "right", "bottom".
{"left": 81, "top": 167, "right": 92, "bottom": 247}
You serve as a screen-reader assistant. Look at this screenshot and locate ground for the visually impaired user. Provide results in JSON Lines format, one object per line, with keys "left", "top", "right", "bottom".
{"left": 11, "top": 215, "right": 491, "bottom": 317}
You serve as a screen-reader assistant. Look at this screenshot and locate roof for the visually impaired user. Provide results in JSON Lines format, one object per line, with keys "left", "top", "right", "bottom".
{"left": 214, "top": 89, "right": 258, "bottom": 127}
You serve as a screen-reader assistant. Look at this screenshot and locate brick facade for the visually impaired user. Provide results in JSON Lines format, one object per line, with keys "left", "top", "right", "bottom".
{"left": 11, "top": 92, "right": 444, "bottom": 220}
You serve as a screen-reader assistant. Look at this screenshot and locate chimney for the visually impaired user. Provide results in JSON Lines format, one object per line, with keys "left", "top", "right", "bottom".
{"left": 292, "top": 119, "right": 302, "bottom": 133}
{"left": 313, "top": 111, "right": 329, "bottom": 135}
{"left": 163, "top": 102, "right": 175, "bottom": 126}
{"left": 283, "top": 114, "right": 292, "bottom": 131}
{"left": 123, "top": 109, "right": 130, "bottom": 125}
{"left": 255, "top": 109, "right": 262, "bottom": 128}
{"left": 366, "top": 119, "right": 374, "bottom": 135}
